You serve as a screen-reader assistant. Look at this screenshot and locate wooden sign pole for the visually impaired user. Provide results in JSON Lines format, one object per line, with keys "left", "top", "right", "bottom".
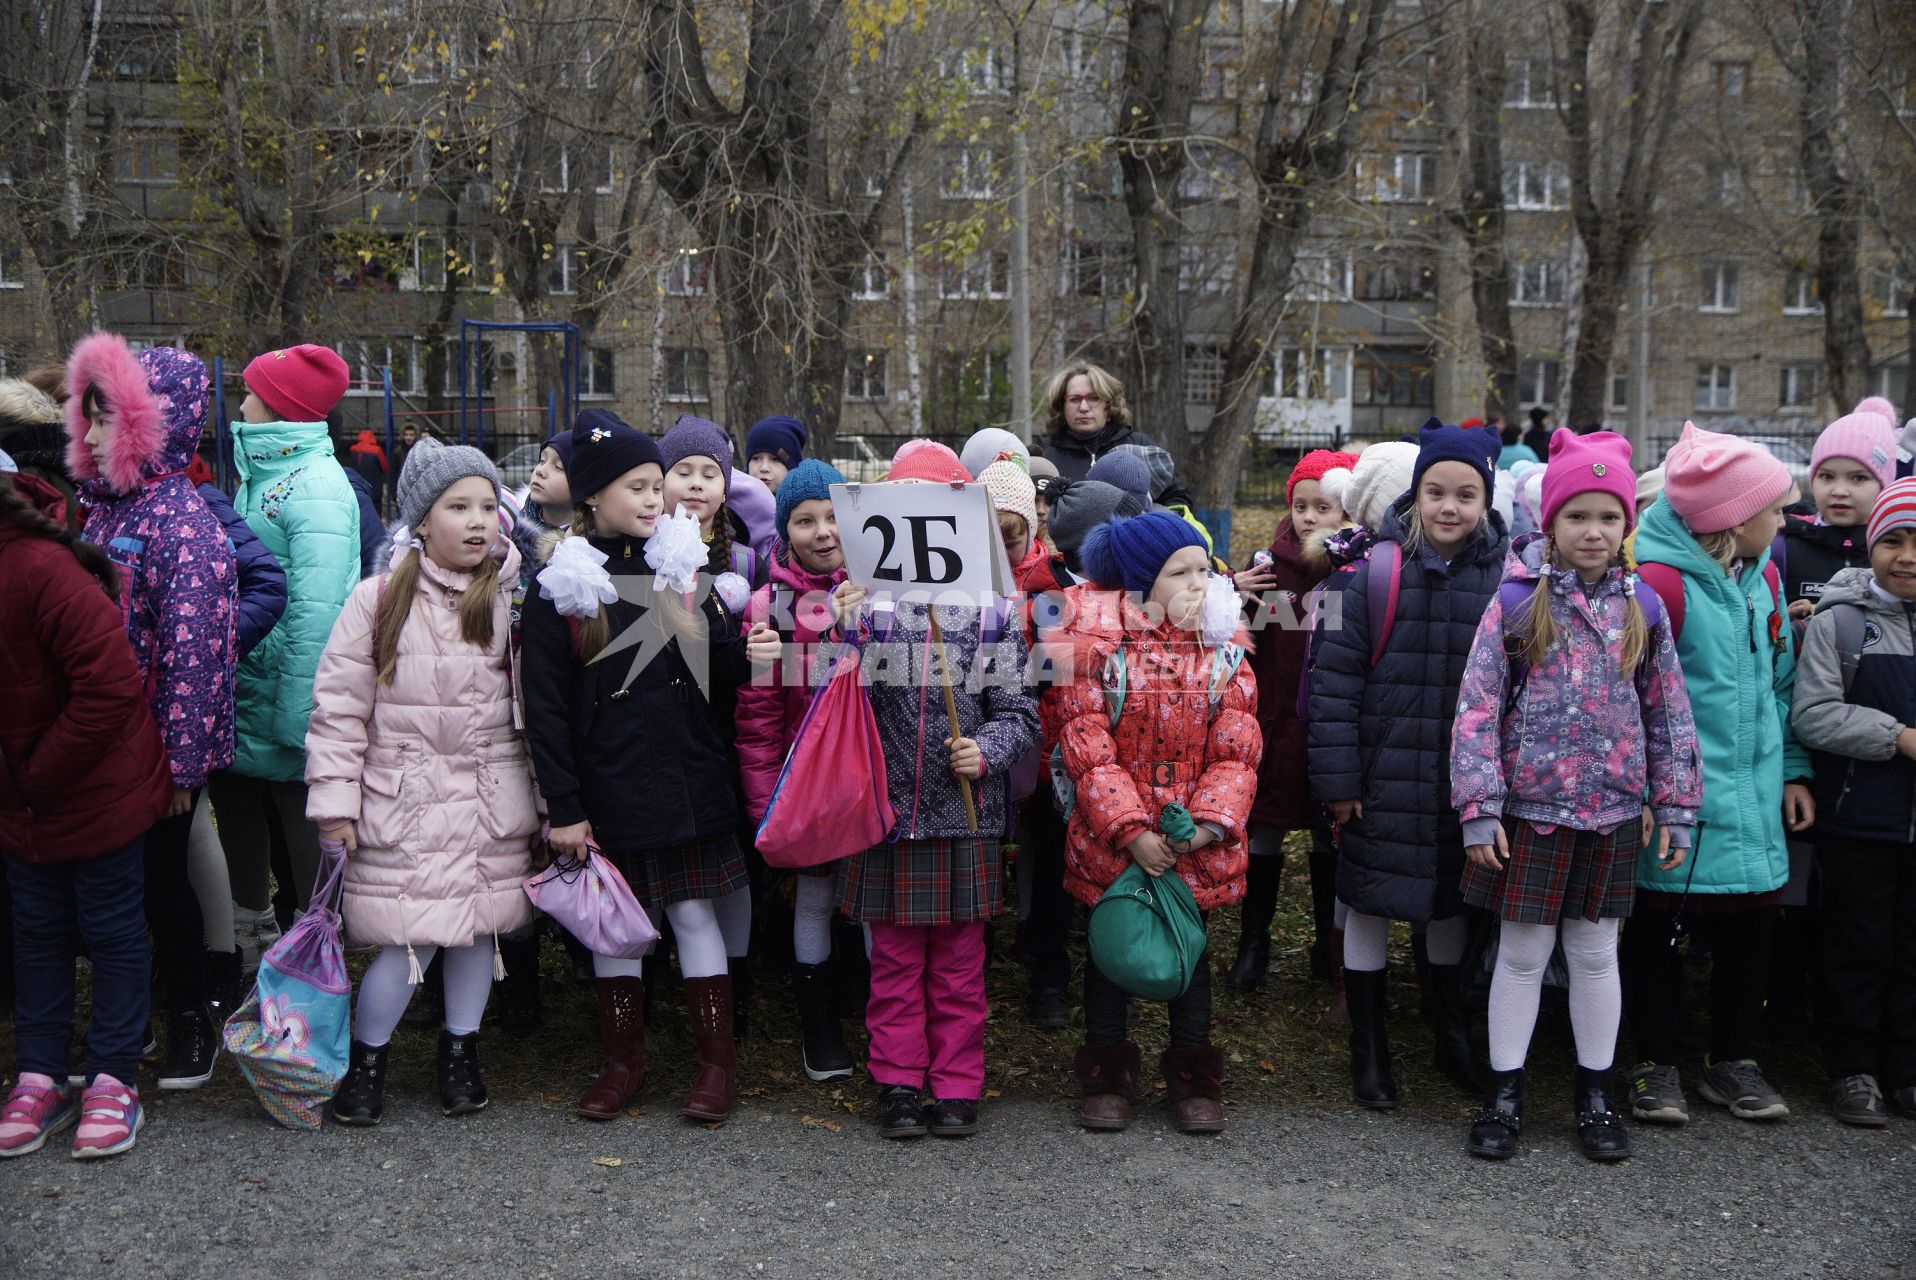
{"left": 925, "top": 609, "right": 978, "bottom": 832}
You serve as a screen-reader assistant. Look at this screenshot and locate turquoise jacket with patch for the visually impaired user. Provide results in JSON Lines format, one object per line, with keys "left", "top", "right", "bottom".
{"left": 230, "top": 420, "right": 361, "bottom": 781}
{"left": 1631, "top": 496, "right": 1808, "bottom": 895}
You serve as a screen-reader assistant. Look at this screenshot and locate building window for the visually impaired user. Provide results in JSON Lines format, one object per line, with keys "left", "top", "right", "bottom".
{"left": 0, "top": 241, "right": 23, "bottom": 289}
{"left": 106, "top": 242, "right": 186, "bottom": 291}
{"left": 347, "top": 340, "right": 424, "bottom": 397}
{"left": 1178, "top": 243, "right": 1233, "bottom": 297}
{"left": 665, "top": 251, "right": 710, "bottom": 297}
{"left": 1705, "top": 162, "right": 1740, "bottom": 210}
{"left": 1293, "top": 253, "right": 1349, "bottom": 301}
{"left": 1695, "top": 363, "right": 1736, "bottom": 412}
{"left": 1713, "top": 61, "right": 1750, "bottom": 99}
{"left": 1518, "top": 359, "right": 1562, "bottom": 410}
{"left": 1177, "top": 150, "right": 1228, "bottom": 202}
{"left": 1779, "top": 363, "right": 1822, "bottom": 411}
{"left": 946, "top": 47, "right": 1011, "bottom": 94}
{"left": 1071, "top": 153, "right": 1124, "bottom": 202}
{"left": 1268, "top": 347, "right": 1346, "bottom": 400}
{"left": 856, "top": 149, "right": 891, "bottom": 199}
{"left": 932, "top": 350, "right": 1011, "bottom": 432}
{"left": 1504, "top": 58, "right": 1557, "bottom": 108}
{"left": 545, "top": 246, "right": 577, "bottom": 296}
{"left": 1183, "top": 346, "right": 1224, "bottom": 405}
{"left": 1197, "top": 44, "right": 1237, "bottom": 102}
{"left": 405, "top": 232, "right": 447, "bottom": 292}
{"left": 1353, "top": 347, "right": 1434, "bottom": 408}
{"left": 1353, "top": 255, "right": 1436, "bottom": 302}
{"left": 663, "top": 348, "right": 711, "bottom": 402}
{"left": 1871, "top": 364, "right": 1908, "bottom": 409}
{"left": 1609, "top": 370, "right": 1630, "bottom": 413}
{"left": 582, "top": 347, "right": 615, "bottom": 400}
{"left": 1699, "top": 264, "right": 1740, "bottom": 313}
{"left": 1067, "top": 241, "right": 1129, "bottom": 297}
{"left": 118, "top": 132, "right": 179, "bottom": 184}
{"left": 852, "top": 253, "right": 889, "bottom": 301}
{"left": 943, "top": 148, "right": 995, "bottom": 200}
{"left": 444, "top": 338, "right": 519, "bottom": 397}
{"left": 1503, "top": 161, "right": 1568, "bottom": 211}
{"left": 1783, "top": 268, "right": 1822, "bottom": 315}
{"left": 1360, "top": 153, "right": 1435, "bottom": 203}
{"left": 1510, "top": 259, "right": 1566, "bottom": 306}
{"left": 845, "top": 350, "right": 888, "bottom": 401}
{"left": 1878, "top": 270, "right": 1908, "bottom": 317}
{"left": 940, "top": 252, "right": 1010, "bottom": 300}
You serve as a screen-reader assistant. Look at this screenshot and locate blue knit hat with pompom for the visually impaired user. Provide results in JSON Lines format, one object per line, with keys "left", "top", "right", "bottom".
{"left": 1080, "top": 510, "right": 1208, "bottom": 593}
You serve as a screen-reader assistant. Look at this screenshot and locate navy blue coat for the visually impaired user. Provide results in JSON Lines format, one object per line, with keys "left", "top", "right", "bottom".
{"left": 197, "top": 482, "right": 287, "bottom": 661}
{"left": 345, "top": 468, "right": 386, "bottom": 579}
{"left": 1307, "top": 497, "right": 1508, "bottom": 923}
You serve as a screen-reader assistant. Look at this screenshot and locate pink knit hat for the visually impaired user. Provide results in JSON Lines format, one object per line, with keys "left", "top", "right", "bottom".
{"left": 1540, "top": 428, "right": 1638, "bottom": 531}
{"left": 1662, "top": 422, "right": 1792, "bottom": 534}
{"left": 1866, "top": 477, "right": 1916, "bottom": 550}
{"left": 888, "top": 438, "right": 969, "bottom": 485}
{"left": 1811, "top": 410, "right": 1898, "bottom": 490}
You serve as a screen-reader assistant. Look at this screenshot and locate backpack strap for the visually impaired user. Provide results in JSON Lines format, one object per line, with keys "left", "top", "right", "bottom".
{"left": 1829, "top": 601, "right": 1867, "bottom": 695}
{"left": 1497, "top": 579, "right": 1536, "bottom": 711}
{"left": 1635, "top": 562, "right": 1686, "bottom": 641}
{"left": 1206, "top": 644, "right": 1245, "bottom": 720}
{"left": 730, "top": 543, "right": 757, "bottom": 586}
{"left": 1763, "top": 559, "right": 1782, "bottom": 615}
{"left": 1365, "top": 542, "right": 1402, "bottom": 667}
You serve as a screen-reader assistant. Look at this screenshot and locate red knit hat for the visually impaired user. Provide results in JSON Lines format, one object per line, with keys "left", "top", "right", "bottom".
{"left": 1866, "top": 477, "right": 1916, "bottom": 550}
{"left": 888, "top": 439, "right": 969, "bottom": 484}
{"left": 242, "top": 344, "right": 350, "bottom": 423}
{"left": 1287, "top": 448, "right": 1362, "bottom": 505}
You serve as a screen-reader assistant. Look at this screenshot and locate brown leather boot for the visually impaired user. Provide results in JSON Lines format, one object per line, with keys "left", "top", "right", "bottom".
{"left": 1075, "top": 1042, "right": 1142, "bottom": 1131}
{"left": 576, "top": 977, "right": 647, "bottom": 1120}
{"left": 1161, "top": 1045, "right": 1226, "bottom": 1134}
{"left": 680, "top": 975, "right": 736, "bottom": 1122}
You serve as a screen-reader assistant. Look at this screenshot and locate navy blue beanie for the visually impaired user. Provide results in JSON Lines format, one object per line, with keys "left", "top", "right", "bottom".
{"left": 774, "top": 457, "right": 845, "bottom": 540}
{"left": 1411, "top": 416, "right": 1499, "bottom": 496}
{"left": 568, "top": 413, "right": 663, "bottom": 505}
{"left": 1080, "top": 510, "right": 1208, "bottom": 594}
{"left": 746, "top": 415, "right": 808, "bottom": 468}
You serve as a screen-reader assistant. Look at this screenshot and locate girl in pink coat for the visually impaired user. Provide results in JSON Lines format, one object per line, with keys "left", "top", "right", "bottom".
{"left": 736, "top": 459, "right": 854, "bottom": 1083}
{"left": 305, "top": 440, "right": 540, "bottom": 1125}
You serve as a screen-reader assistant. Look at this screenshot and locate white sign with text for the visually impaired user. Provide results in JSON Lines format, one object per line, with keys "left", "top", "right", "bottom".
{"left": 829, "top": 481, "right": 1016, "bottom": 600}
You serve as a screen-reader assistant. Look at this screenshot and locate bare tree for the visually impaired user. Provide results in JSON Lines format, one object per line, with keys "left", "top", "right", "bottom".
{"left": 1559, "top": 0, "right": 1706, "bottom": 428}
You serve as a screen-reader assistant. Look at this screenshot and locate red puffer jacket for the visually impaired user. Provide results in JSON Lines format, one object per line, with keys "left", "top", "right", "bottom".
{"left": 1042, "top": 589, "right": 1261, "bottom": 911}
{"left": 0, "top": 473, "right": 172, "bottom": 862}
{"left": 735, "top": 552, "right": 846, "bottom": 823}
{"left": 1244, "top": 516, "right": 1331, "bottom": 829}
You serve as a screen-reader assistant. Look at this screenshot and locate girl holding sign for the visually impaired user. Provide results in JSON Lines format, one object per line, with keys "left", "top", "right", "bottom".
{"left": 832, "top": 440, "right": 1041, "bottom": 1139}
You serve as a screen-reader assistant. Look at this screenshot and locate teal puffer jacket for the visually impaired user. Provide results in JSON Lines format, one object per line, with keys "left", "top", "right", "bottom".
{"left": 229, "top": 420, "right": 361, "bottom": 781}
{"left": 1631, "top": 496, "right": 1808, "bottom": 895}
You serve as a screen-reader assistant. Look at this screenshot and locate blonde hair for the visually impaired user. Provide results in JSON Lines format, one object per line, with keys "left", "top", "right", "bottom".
{"left": 1042, "top": 362, "right": 1129, "bottom": 438}
{"left": 374, "top": 548, "right": 501, "bottom": 685}
{"left": 1513, "top": 538, "right": 1648, "bottom": 678}
{"left": 1694, "top": 527, "right": 1738, "bottom": 570}
{"left": 996, "top": 510, "right": 1029, "bottom": 545}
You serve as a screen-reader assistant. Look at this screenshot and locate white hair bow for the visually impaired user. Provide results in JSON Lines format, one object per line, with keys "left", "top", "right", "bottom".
{"left": 536, "top": 534, "right": 616, "bottom": 618}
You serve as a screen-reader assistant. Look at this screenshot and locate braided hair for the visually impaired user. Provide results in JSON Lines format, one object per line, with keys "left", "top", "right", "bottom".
{"left": 0, "top": 474, "right": 118, "bottom": 594}
{"left": 706, "top": 499, "right": 734, "bottom": 577}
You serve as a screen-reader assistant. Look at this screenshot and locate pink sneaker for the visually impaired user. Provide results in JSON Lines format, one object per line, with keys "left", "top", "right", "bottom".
{"left": 70, "top": 1074, "right": 142, "bottom": 1160}
{"left": 0, "top": 1074, "right": 78, "bottom": 1158}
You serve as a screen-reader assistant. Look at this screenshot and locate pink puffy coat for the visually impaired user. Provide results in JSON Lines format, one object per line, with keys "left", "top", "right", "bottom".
{"left": 735, "top": 553, "right": 846, "bottom": 823}
{"left": 305, "top": 543, "right": 538, "bottom": 952}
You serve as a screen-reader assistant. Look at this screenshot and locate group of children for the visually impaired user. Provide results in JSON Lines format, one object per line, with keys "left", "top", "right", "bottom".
{"left": 3, "top": 341, "right": 1913, "bottom": 1167}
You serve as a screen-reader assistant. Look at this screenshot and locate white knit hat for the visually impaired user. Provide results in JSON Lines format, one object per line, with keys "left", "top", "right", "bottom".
{"left": 1328, "top": 441, "right": 1418, "bottom": 531}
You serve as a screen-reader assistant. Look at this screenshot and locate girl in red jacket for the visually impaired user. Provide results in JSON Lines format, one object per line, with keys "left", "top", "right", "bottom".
{"left": 1044, "top": 512, "right": 1261, "bottom": 1134}
{"left": 0, "top": 473, "right": 172, "bottom": 1160}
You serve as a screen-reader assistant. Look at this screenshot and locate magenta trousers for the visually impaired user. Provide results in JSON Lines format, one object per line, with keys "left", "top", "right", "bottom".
{"left": 865, "top": 920, "right": 988, "bottom": 1099}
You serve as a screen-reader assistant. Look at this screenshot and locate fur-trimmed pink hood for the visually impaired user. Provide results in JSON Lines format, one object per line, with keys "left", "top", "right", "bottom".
{"left": 64, "top": 333, "right": 210, "bottom": 496}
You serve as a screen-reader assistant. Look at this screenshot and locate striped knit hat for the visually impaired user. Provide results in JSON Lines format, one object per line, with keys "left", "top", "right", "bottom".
{"left": 1865, "top": 477, "right": 1916, "bottom": 550}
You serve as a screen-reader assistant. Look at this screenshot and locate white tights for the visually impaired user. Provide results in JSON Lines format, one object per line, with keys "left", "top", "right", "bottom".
{"left": 590, "top": 896, "right": 733, "bottom": 981}
{"left": 355, "top": 943, "right": 495, "bottom": 1046}
{"left": 1342, "top": 910, "right": 1468, "bottom": 972}
{"left": 1486, "top": 917, "right": 1621, "bottom": 1072}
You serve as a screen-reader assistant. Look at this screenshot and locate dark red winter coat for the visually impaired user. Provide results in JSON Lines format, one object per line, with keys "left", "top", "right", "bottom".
{"left": 0, "top": 473, "right": 172, "bottom": 862}
{"left": 1244, "top": 516, "right": 1329, "bottom": 829}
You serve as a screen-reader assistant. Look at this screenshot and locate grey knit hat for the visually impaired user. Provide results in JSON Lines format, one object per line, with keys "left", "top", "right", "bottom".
{"left": 1046, "top": 479, "right": 1147, "bottom": 563}
{"left": 395, "top": 435, "right": 500, "bottom": 533}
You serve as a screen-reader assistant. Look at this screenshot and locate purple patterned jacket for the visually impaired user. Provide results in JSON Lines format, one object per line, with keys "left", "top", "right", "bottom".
{"left": 1450, "top": 537, "right": 1699, "bottom": 843}
{"left": 64, "top": 335, "right": 237, "bottom": 790}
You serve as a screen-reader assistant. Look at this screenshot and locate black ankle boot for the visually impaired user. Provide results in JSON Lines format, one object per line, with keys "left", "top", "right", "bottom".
{"left": 494, "top": 934, "right": 545, "bottom": 1038}
{"left": 792, "top": 961, "right": 855, "bottom": 1083}
{"left": 332, "top": 1040, "right": 390, "bottom": 1126}
{"left": 205, "top": 948, "right": 245, "bottom": 1025}
{"left": 1468, "top": 1067, "right": 1525, "bottom": 1159}
{"left": 437, "top": 1031, "right": 489, "bottom": 1116}
{"left": 1574, "top": 1066, "right": 1631, "bottom": 1162}
{"left": 1430, "top": 963, "right": 1486, "bottom": 1097}
{"left": 1344, "top": 968, "right": 1398, "bottom": 1109}
{"left": 1224, "top": 856, "right": 1281, "bottom": 993}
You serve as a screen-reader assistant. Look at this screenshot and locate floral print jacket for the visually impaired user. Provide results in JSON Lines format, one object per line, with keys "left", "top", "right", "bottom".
{"left": 1450, "top": 536, "right": 1700, "bottom": 843}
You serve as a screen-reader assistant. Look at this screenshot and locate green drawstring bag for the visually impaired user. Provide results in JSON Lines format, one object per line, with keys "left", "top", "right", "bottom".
{"left": 1087, "top": 806, "right": 1209, "bottom": 1000}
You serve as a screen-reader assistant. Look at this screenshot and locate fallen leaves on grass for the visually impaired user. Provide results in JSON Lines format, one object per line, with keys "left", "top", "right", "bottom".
{"left": 800, "top": 1115, "right": 842, "bottom": 1132}
{"left": 592, "top": 1157, "right": 623, "bottom": 1168}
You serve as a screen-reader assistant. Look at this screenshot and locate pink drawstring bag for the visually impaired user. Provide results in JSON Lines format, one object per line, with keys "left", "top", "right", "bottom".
{"left": 756, "top": 640, "right": 896, "bottom": 869}
{"left": 523, "top": 847, "right": 659, "bottom": 959}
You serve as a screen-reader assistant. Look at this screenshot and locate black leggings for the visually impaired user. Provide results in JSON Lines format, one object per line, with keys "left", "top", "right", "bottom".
{"left": 1084, "top": 926, "right": 1213, "bottom": 1050}
{"left": 143, "top": 797, "right": 206, "bottom": 1012}
{"left": 1622, "top": 901, "right": 1776, "bottom": 1064}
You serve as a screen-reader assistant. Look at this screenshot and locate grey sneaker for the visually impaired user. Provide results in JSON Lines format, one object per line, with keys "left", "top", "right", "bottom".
{"left": 1886, "top": 1084, "right": 1916, "bottom": 1120}
{"left": 1699, "top": 1058, "right": 1790, "bottom": 1120}
{"left": 1627, "top": 1062, "right": 1689, "bottom": 1125}
{"left": 1827, "top": 1075, "right": 1888, "bottom": 1128}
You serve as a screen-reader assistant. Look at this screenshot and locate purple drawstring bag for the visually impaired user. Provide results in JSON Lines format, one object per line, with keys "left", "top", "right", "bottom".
{"left": 524, "top": 846, "right": 659, "bottom": 959}
{"left": 222, "top": 844, "right": 352, "bottom": 1130}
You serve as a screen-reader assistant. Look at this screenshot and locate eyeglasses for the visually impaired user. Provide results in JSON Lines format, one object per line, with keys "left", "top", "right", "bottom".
{"left": 1064, "top": 393, "right": 1104, "bottom": 409}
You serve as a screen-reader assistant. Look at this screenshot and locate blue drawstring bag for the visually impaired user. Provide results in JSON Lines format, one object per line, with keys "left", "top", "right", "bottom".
{"left": 222, "top": 845, "right": 352, "bottom": 1130}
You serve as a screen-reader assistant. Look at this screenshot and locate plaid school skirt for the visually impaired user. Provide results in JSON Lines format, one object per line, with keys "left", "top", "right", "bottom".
{"left": 605, "top": 832, "right": 749, "bottom": 908}
{"left": 836, "top": 839, "right": 1004, "bottom": 928}
{"left": 1461, "top": 820, "right": 1635, "bottom": 925}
